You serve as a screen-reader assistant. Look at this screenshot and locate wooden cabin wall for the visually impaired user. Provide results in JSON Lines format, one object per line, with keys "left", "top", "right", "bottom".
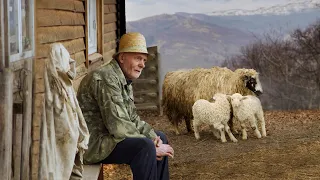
{"left": 32, "top": 0, "right": 87, "bottom": 179}
{"left": 102, "top": 0, "right": 117, "bottom": 65}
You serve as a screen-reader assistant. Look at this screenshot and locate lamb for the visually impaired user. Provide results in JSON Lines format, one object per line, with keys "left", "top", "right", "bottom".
{"left": 192, "top": 93, "right": 238, "bottom": 143}
{"left": 230, "top": 93, "right": 267, "bottom": 140}
{"left": 162, "top": 66, "right": 263, "bottom": 135}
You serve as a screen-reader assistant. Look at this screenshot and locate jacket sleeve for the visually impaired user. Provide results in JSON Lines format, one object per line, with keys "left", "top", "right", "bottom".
{"left": 91, "top": 76, "right": 155, "bottom": 140}
{"left": 130, "top": 108, "right": 157, "bottom": 139}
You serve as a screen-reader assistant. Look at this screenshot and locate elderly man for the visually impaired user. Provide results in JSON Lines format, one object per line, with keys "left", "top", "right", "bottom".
{"left": 77, "top": 32, "right": 174, "bottom": 180}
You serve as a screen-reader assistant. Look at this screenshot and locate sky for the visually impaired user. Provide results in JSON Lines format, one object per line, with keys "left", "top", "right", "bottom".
{"left": 125, "top": 0, "right": 303, "bottom": 21}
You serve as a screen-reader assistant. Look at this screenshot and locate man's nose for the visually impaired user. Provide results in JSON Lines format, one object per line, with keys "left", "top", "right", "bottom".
{"left": 139, "top": 61, "right": 145, "bottom": 68}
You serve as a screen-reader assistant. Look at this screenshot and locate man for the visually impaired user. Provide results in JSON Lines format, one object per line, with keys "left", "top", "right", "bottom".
{"left": 77, "top": 32, "right": 174, "bottom": 180}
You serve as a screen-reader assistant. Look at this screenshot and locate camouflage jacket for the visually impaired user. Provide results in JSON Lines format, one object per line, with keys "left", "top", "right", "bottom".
{"left": 77, "top": 59, "right": 157, "bottom": 164}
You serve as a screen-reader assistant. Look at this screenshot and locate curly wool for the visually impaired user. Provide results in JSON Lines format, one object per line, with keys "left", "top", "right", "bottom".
{"left": 162, "top": 67, "right": 259, "bottom": 126}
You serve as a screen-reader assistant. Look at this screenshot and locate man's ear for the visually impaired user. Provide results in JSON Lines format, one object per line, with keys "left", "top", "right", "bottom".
{"left": 118, "top": 53, "right": 125, "bottom": 63}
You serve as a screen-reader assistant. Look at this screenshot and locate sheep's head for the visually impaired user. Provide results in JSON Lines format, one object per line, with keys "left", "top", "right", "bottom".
{"left": 236, "top": 69, "right": 263, "bottom": 96}
{"left": 230, "top": 93, "right": 246, "bottom": 108}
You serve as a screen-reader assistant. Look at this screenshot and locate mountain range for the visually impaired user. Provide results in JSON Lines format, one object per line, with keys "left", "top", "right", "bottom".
{"left": 126, "top": 5, "right": 320, "bottom": 86}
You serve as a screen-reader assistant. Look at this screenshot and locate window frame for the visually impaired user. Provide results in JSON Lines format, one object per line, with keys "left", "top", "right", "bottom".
{"left": 87, "top": 0, "right": 97, "bottom": 55}
{"left": 7, "top": 0, "right": 34, "bottom": 62}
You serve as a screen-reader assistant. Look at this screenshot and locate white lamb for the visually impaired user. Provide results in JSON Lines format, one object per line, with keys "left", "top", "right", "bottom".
{"left": 192, "top": 93, "right": 238, "bottom": 143}
{"left": 230, "top": 93, "right": 267, "bottom": 140}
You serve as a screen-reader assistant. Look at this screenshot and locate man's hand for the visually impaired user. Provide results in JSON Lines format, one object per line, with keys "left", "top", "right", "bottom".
{"left": 153, "top": 136, "right": 163, "bottom": 147}
{"left": 156, "top": 144, "right": 174, "bottom": 161}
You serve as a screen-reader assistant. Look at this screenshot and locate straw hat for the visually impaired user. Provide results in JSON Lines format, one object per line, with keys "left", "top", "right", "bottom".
{"left": 113, "top": 32, "right": 148, "bottom": 58}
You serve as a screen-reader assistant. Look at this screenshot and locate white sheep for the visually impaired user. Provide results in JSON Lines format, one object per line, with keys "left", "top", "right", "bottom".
{"left": 230, "top": 93, "right": 267, "bottom": 140}
{"left": 192, "top": 93, "right": 238, "bottom": 143}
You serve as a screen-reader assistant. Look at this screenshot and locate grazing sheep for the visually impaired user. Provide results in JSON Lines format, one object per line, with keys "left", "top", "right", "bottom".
{"left": 192, "top": 93, "right": 238, "bottom": 143}
{"left": 162, "top": 67, "right": 263, "bottom": 135}
{"left": 230, "top": 93, "right": 267, "bottom": 140}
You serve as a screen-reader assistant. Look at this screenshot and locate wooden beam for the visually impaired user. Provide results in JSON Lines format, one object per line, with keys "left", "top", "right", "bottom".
{"left": 38, "top": 26, "right": 85, "bottom": 44}
{"left": 103, "top": 49, "right": 116, "bottom": 64}
{"left": 13, "top": 114, "right": 23, "bottom": 180}
{"left": 36, "top": 38, "right": 86, "bottom": 58}
{"left": 104, "top": 4, "right": 116, "bottom": 14}
{"left": 37, "top": 10, "right": 85, "bottom": 27}
{"left": 104, "top": 0, "right": 116, "bottom": 5}
{"left": 103, "top": 40, "right": 117, "bottom": 52}
{"left": 104, "top": 13, "right": 117, "bottom": 24}
{"left": 20, "top": 59, "right": 33, "bottom": 180}
{"left": 37, "top": 0, "right": 85, "bottom": 12}
{"left": 104, "top": 22, "right": 117, "bottom": 33}
{"left": 103, "top": 31, "right": 116, "bottom": 44}
{"left": 0, "top": 69, "right": 13, "bottom": 180}
{"left": 85, "top": 0, "right": 89, "bottom": 67}
{"left": 97, "top": 0, "right": 103, "bottom": 54}
{"left": 0, "top": 0, "right": 4, "bottom": 69}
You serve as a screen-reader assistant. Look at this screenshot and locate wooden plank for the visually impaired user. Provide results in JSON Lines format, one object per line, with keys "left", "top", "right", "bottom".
{"left": 83, "top": 164, "right": 103, "bottom": 180}
{"left": 104, "top": 22, "right": 117, "bottom": 33}
{"left": 0, "top": 69, "right": 13, "bottom": 180}
{"left": 72, "top": 51, "right": 86, "bottom": 67}
{"left": 97, "top": 0, "right": 103, "bottom": 54}
{"left": 13, "top": 114, "right": 23, "bottom": 180}
{"left": 135, "top": 103, "right": 158, "bottom": 110}
{"left": 103, "top": 49, "right": 116, "bottom": 64}
{"left": 85, "top": 0, "right": 89, "bottom": 67}
{"left": 104, "top": 31, "right": 117, "bottom": 43}
{"left": 104, "top": 4, "right": 116, "bottom": 13}
{"left": 21, "top": 59, "right": 33, "bottom": 180}
{"left": 73, "top": 74, "right": 86, "bottom": 92}
{"left": 88, "top": 53, "right": 103, "bottom": 65}
{"left": 104, "top": 0, "right": 116, "bottom": 5}
{"left": 37, "top": 0, "right": 85, "bottom": 12}
{"left": 103, "top": 40, "right": 117, "bottom": 52}
{"left": 38, "top": 26, "right": 85, "bottom": 44}
{"left": 76, "top": 63, "right": 88, "bottom": 79}
{"left": 33, "top": 59, "right": 45, "bottom": 93}
{"left": 133, "top": 79, "right": 157, "bottom": 84}
{"left": 37, "top": 38, "right": 85, "bottom": 58}
{"left": 37, "top": 9, "right": 85, "bottom": 27}
{"left": 104, "top": 13, "right": 117, "bottom": 24}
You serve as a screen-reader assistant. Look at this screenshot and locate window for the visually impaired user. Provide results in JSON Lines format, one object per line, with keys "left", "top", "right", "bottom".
{"left": 8, "top": 0, "right": 34, "bottom": 62}
{"left": 88, "top": 0, "right": 97, "bottom": 55}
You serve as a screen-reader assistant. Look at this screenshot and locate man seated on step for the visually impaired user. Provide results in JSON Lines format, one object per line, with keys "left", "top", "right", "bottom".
{"left": 77, "top": 32, "right": 174, "bottom": 180}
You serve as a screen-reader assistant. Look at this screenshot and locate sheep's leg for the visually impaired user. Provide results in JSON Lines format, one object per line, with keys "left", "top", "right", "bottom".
{"left": 248, "top": 117, "right": 261, "bottom": 138}
{"left": 217, "top": 124, "right": 227, "bottom": 143}
{"left": 173, "top": 120, "right": 180, "bottom": 135}
{"left": 184, "top": 117, "right": 193, "bottom": 133}
{"left": 256, "top": 112, "right": 267, "bottom": 137}
{"left": 193, "top": 119, "right": 200, "bottom": 140}
{"left": 240, "top": 122, "right": 248, "bottom": 140}
{"left": 224, "top": 124, "right": 238, "bottom": 143}
{"left": 210, "top": 125, "right": 220, "bottom": 139}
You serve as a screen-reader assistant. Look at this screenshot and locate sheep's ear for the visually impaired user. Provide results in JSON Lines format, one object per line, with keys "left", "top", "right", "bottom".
{"left": 226, "top": 95, "right": 231, "bottom": 102}
{"left": 242, "top": 75, "right": 250, "bottom": 82}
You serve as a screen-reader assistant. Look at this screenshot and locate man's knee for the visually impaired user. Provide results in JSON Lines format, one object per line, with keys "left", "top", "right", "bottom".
{"left": 156, "top": 131, "right": 168, "bottom": 144}
{"left": 140, "top": 138, "right": 156, "bottom": 154}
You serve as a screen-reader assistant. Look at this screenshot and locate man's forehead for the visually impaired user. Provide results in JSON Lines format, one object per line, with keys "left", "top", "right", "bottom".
{"left": 126, "top": 52, "right": 147, "bottom": 59}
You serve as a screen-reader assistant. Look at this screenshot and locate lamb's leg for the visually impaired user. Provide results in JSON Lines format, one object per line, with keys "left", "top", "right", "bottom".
{"left": 249, "top": 117, "right": 261, "bottom": 138}
{"left": 256, "top": 112, "right": 267, "bottom": 137}
{"left": 193, "top": 119, "right": 200, "bottom": 140}
{"left": 217, "top": 124, "right": 227, "bottom": 143}
{"left": 224, "top": 124, "right": 238, "bottom": 143}
{"left": 210, "top": 125, "right": 220, "bottom": 139}
{"left": 173, "top": 120, "right": 180, "bottom": 135}
{"left": 184, "top": 117, "right": 193, "bottom": 133}
{"left": 240, "top": 121, "right": 248, "bottom": 140}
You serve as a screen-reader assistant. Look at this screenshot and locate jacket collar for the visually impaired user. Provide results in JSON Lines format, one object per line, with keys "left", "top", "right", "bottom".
{"left": 110, "top": 59, "right": 130, "bottom": 86}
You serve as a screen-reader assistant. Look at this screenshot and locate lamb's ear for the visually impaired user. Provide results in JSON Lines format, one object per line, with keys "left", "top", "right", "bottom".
{"left": 241, "top": 96, "right": 248, "bottom": 101}
{"left": 208, "top": 97, "right": 216, "bottom": 103}
{"left": 226, "top": 95, "right": 231, "bottom": 102}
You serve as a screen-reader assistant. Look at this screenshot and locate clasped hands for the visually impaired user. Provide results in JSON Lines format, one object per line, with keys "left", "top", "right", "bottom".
{"left": 153, "top": 136, "right": 174, "bottom": 161}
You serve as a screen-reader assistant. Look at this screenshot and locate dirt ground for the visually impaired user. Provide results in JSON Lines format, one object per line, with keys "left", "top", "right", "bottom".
{"left": 103, "top": 109, "right": 320, "bottom": 180}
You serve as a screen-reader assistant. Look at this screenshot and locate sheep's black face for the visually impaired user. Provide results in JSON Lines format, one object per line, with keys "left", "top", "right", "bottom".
{"left": 244, "top": 75, "right": 263, "bottom": 96}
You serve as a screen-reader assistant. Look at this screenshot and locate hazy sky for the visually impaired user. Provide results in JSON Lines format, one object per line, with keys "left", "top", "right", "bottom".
{"left": 126, "top": 0, "right": 298, "bottom": 21}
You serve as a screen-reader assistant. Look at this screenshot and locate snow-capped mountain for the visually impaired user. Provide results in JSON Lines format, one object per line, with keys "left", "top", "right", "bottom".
{"left": 208, "top": 0, "right": 319, "bottom": 16}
